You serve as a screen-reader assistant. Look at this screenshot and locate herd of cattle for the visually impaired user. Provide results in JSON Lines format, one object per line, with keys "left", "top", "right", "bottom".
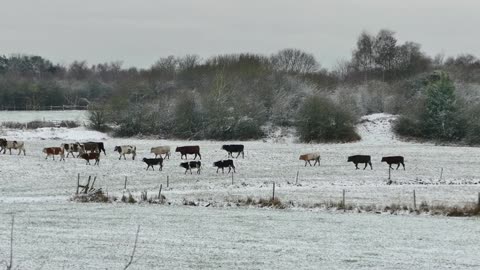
{"left": 0, "top": 139, "right": 406, "bottom": 173}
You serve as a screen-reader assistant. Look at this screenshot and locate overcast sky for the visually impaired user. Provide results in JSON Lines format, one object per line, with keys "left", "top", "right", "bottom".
{"left": 1, "top": 0, "right": 479, "bottom": 69}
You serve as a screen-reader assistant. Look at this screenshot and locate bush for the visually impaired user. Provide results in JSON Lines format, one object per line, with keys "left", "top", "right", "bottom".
{"left": 88, "top": 104, "right": 111, "bottom": 132}
{"left": 296, "top": 95, "right": 360, "bottom": 143}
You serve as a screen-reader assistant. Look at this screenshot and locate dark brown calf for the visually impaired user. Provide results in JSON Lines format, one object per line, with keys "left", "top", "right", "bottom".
{"left": 80, "top": 152, "right": 100, "bottom": 165}
{"left": 381, "top": 156, "right": 405, "bottom": 170}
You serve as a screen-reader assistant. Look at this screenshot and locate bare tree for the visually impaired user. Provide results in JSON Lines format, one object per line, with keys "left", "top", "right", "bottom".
{"left": 270, "top": 48, "right": 319, "bottom": 74}
{"left": 352, "top": 31, "right": 375, "bottom": 82}
{"left": 373, "top": 29, "right": 397, "bottom": 81}
{"left": 178, "top": 54, "right": 201, "bottom": 71}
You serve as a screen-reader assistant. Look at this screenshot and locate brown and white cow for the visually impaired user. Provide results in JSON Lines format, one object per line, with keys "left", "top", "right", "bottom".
{"left": 61, "top": 142, "right": 85, "bottom": 158}
{"left": 114, "top": 145, "right": 136, "bottom": 160}
{"left": 0, "top": 139, "right": 26, "bottom": 155}
{"left": 43, "top": 147, "right": 65, "bottom": 161}
{"left": 299, "top": 152, "right": 321, "bottom": 166}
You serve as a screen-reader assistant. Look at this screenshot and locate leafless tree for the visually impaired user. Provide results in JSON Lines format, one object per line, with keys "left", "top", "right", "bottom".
{"left": 352, "top": 31, "right": 375, "bottom": 82}
{"left": 270, "top": 48, "right": 319, "bottom": 74}
{"left": 373, "top": 29, "right": 397, "bottom": 81}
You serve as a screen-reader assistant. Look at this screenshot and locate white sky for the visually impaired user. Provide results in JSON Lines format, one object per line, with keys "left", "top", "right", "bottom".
{"left": 1, "top": 0, "right": 479, "bottom": 69}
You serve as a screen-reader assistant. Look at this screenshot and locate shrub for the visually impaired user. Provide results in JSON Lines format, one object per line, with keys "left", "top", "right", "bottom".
{"left": 296, "top": 95, "right": 360, "bottom": 143}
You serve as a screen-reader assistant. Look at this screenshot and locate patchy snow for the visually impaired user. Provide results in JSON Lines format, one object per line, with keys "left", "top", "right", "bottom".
{"left": 356, "top": 113, "right": 404, "bottom": 145}
{"left": 0, "top": 110, "right": 88, "bottom": 124}
{"left": 0, "top": 126, "right": 108, "bottom": 141}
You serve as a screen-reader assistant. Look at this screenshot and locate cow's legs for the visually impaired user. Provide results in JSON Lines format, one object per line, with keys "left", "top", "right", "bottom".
{"left": 369, "top": 162, "right": 373, "bottom": 170}
{"left": 314, "top": 159, "right": 319, "bottom": 166}
{"left": 304, "top": 161, "right": 307, "bottom": 167}
{"left": 232, "top": 166, "right": 236, "bottom": 173}
{"left": 216, "top": 167, "right": 219, "bottom": 173}
{"left": 396, "top": 163, "right": 400, "bottom": 170}
{"left": 159, "top": 164, "right": 163, "bottom": 171}
{"left": 222, "top": 167, "right": 225, "bottom": 174}
{"left": 355, "top": 163, "right": 359, "bottom": 169}
{"left": 198, "top": 153, "right": 201, "bottom": 160}
{"left": 402, "top": 162, "right": 405, "bottom": 170}
{"left": 95, "top": 159, "right": 99, "bottom": 166}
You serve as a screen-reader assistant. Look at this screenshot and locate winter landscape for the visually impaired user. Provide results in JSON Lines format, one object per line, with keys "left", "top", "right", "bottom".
{"left": 2, "top": 1, "right": 480, "bottom": 269}
{"left": 1, "top": 110, "right": 479, "bottom": 269}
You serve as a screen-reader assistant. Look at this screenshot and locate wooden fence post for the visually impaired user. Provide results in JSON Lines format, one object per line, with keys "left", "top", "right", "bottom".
{"left": 272, "top": 182, "right": 275, "bottom": 200}
{"left": 76, "top": 173, "right": 80, "bottom": 195}
{"left": 342, "top": 189, "right": 346, "bottom": 212}
{"left": 413, "top": 189, "right": 417, "bottom": 210}
{"left": 158, "top": 184, "right": 163, "bottom": 201}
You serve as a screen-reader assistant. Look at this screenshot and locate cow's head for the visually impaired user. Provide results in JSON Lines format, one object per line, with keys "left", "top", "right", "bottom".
{"left": 42, "top": 148, "right": 48, "bottom": 153}
{"left": 221, "top": 145, "right": 227, "bottom": 150}
{"left": 114, "top": 146, "right": 121, "bottom": 153}
{"left": 142, "top": 158, "right": 148, "bottom": 162}
{"left": 347, "top": 156, "right": 353, "bottom": 162}
{"left": 0, "top": 139, "right": 7, "bottom": 147}
{"left": 381, "top": 157, "right": 386, "bottom": 162}
{"left": 175, "top": 147, "right": 181, "bottom": 152}
{"left": 179, "top": 162, "right": 188, "bottom": 169}
{"left": 213, "top": 161, "right": 222, "bottom": 167}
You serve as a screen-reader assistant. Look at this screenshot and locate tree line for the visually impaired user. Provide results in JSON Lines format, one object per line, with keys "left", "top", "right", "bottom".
{"left": 1, "top": 29, "right": 480, "bottom": 143}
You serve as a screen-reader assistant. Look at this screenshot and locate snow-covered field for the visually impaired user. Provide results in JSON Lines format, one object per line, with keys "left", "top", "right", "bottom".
{"left": 1, "top": 111, "right": 479, "bottom": 269}
{"left": 0, "top": 110, "right": 88, "bottom": 124}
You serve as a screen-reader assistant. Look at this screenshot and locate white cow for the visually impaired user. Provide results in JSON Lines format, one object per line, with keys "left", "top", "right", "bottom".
{"left": 150, "top": 146, "right": 170, "bottom": 159}
{"left": 0, "top": 139, "right": 26, "bottom": 155}
{"left": 299, "top": 152, "right": 321, "bottom": 166}
{"left": 114, "top": 145, "right": 136, "bottom": 160}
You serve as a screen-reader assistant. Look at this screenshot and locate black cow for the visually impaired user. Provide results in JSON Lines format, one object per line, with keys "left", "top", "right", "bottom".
{"left": 83, "top": 142, "right": 106, "bottom": 155}
{"left": 143, "top": 158, "right": 163, "bottom": 171}
{"left": 176, "top": 146, "right": 201, "bottom": 160}
{"left": 180, "top": 161, "right": 201, "bottom": 174}
{"left": 222, "top": 144, "right": 244, "bottom": 158}
{"left": 213, "top": 159, "right": 236, "bottom": 174}
{"left": 381, "top": 156, "right": 405, "bottom": 170}
{"left": 347, "top": 155, "right": 373, "bottom": 170}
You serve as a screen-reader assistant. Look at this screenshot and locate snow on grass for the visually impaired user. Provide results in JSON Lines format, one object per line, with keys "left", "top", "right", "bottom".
{"left": 1, "top": 126, "right": 108, "bottom": 141}
{"left": 0, "top": 110, "right": 88, "bottom": 123}
{"left": 0, "top": 203, "right": 479, "bottom": 269}
{"left": 0, "top": 111, "right": 479, "bottom": 268}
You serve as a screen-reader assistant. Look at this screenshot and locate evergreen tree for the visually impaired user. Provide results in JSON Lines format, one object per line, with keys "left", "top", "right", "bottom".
{"left": 421, "top": 71, "right": 464, "bottom": 140}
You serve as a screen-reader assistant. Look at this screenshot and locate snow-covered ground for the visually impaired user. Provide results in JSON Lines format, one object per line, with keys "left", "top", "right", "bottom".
{"left": 0, "top": 110, "right": 88, "bottom": 124}
{"left": 1, "top": 203, "right": 479, "bottom": 269}
{"left": 0, "top": 111, "right": 479, "bottom": 269}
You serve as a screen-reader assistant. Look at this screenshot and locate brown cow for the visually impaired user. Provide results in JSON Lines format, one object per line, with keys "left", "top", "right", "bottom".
{"left": 43, "top": 147, "right": 65, "bottom": 161}
{"left": 80, "top": 152, "right": 100, "bottom": 165}
{"left": 175, "top": 146, "right": 201, "bottom": 160}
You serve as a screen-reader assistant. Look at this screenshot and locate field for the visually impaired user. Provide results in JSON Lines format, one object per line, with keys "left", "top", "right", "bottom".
{"left": 0, "top": 111, "right": 479, "bottom": 269}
